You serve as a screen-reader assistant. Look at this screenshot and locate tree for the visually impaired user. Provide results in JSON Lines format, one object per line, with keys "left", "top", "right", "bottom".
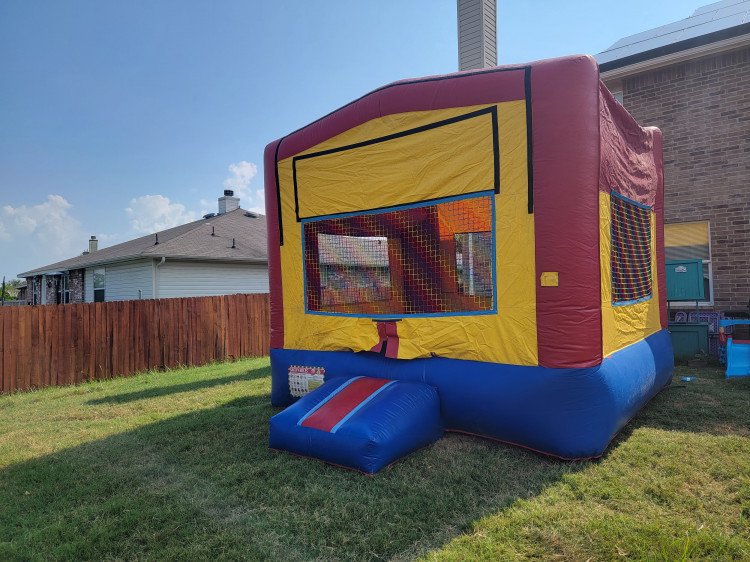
{"left": 1, "top": 278, "right": 24, "bottom": 300}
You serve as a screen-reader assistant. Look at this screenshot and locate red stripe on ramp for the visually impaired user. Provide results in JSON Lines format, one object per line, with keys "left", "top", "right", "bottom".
{"left": 301, "top": 377, "right": 390, "bottom": 432}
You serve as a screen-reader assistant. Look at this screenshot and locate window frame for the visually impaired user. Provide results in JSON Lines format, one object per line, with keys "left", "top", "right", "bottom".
{"left": 665, "top": 220, "right": 714, "bottom": 308}
{"left": 93, "top": 268, "right": 105, "bottom": 303}
{"left": 301, "top": 191, "right": 498, "bottom": 319}
{"left": 61, "top": 273, "right": 70, "bottom": 304}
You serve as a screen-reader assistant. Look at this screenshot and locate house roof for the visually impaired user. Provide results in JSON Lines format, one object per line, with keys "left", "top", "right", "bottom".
{"left": 597, "top": 0, "right": 750, "bottom": 72}
{"left": 19, "top": 208, "right": 268, "bottom": 277}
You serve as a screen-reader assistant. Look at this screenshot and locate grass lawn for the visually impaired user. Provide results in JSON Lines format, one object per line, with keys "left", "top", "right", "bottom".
{"left": 1, "top": 359, "right": 749, "bottom": 561}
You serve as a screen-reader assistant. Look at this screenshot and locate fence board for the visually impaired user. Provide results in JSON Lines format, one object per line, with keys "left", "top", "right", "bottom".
{"left": 0, "top": 294, "right": 270, "bottom": 394}
{"left": 0, "top": 312, "right": 6, "bottom": 393}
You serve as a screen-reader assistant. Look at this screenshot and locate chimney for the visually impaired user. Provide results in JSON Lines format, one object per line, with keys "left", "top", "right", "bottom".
{"left": 218, "top": 189, "right": 240, "bottom": 214}
{"left": 88, "top": 236, "right": 98, "bottom": 253}
{"left": 457, "top": 0, "right": 497, "bottom": 71}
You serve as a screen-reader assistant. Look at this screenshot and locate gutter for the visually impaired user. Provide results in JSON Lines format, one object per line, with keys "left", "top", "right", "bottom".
{"left": 19, "top": 253, "right": 269, "bottom": 279}
{"left": 18, "top": 254, "right": 147, "bottom": 279}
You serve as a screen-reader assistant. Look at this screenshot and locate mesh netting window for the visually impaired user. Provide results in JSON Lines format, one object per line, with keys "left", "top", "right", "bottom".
{"left": 303, "top": 194, "right": 495, "bottom": 316}
{"left": 611, "top": 192, "right": 652, "bottom": 304}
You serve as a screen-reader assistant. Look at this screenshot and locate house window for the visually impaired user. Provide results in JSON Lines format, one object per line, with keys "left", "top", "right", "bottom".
{"left": 610, "top": 191, "right": 652, "bottom": 305}
{"left": 56, "top": 274, "right": 70, "bottom": 304}
{"left": 665, "top": 220, "right": 713, "bottom": 305}
{"left": 303, "top": 193, "right": 496, "bottom": 317}
{"left": 93, "top": 268, "right": 105, "bottom": 302}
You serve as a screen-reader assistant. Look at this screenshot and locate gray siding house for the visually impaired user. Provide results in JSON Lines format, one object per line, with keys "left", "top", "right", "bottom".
{"left": 18, "top": 191, "right": 268, "bottom": 304}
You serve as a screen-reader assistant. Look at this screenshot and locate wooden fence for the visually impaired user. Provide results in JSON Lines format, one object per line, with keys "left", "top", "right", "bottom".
{"left": 0, "top": 293, "right": 270, "bottom": 394}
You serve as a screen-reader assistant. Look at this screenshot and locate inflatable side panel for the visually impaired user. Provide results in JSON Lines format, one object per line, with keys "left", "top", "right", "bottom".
{"left": 271, "top": 329, "right": 673, "bottom": 459}
{"left": 532, "top": 56, "right": 602, "bottom": 369}
{"left": 652, "top": 128, "right": 668, "bottom": 330}
{"left": 597, "top": 83, "right": 666, "bottom": 355}
{"left": 264, "top": 139, "right": 285, "bottom": 349}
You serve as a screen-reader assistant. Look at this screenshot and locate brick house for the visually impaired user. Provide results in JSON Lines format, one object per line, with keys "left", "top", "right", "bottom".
{"left": 597, "top": 0, "right": 750, "bottom": 316}
{"left": 18, "top": 191, "right": 268, "bottom": 305}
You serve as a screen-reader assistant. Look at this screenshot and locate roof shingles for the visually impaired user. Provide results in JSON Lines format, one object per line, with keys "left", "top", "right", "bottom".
{"left": 19, "top": 209, "right": 267, "bottom": 277}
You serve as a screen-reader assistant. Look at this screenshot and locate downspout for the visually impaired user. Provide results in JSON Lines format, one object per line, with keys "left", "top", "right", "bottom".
{"left": 154, "top": 257, "right": 166, "bottom": 299}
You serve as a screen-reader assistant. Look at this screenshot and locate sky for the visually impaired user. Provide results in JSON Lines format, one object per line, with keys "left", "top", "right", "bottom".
{"left": 0, "top": 0, "right": 708, "bottom": 280}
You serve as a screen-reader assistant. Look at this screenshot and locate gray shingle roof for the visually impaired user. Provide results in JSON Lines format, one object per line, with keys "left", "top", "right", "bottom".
{"left": 597, "top": 0, "right": 750, "bottom": 69}
{"left": 18, "top": 208, "right": 267, "bottom": 277}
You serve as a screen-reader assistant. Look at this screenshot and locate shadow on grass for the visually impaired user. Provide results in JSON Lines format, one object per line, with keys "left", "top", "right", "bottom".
{"left": 606, "top": 368, "right": 750, "bottom": 453}
{"left": 86, "top": 366, "right": 270, "bottom": 406}
{"left": 0, "top": 392, "right": 589, "bottom": 561}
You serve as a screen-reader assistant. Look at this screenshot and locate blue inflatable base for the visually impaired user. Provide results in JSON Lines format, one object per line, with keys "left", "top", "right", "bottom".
{"left": 270, "top": 377, "right": 443, "bottom": 473}
{"left": 270, "top": 329, "right": 673, "bottom": 461}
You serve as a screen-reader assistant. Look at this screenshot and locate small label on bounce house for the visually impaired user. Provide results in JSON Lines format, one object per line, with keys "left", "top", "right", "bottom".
{"left": 288, "top": 365, "right": 326, "bottom": 397}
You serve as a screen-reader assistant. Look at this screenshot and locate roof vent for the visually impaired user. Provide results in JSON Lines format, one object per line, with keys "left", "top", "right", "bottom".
{"left": 244, "top": 211, "right": 260, "bottom": 218}
{"left": 203, "top": 212, "right": 216, "bottom": 219}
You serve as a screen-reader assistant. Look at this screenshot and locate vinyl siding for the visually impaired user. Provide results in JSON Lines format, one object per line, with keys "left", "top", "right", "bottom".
{"left": 156, "top": 260, "right": 268, "bottom": 298}
{"left": 84, "top": 271, "right": 94, "bottom": 303}
{"left": 458, "top": 0, "right": 496, "bottom": 70}
{"left": 85, "top": 259, "right": 154, "bottom": 302}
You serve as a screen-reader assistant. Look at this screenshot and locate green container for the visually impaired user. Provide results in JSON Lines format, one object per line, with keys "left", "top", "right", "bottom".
{"left": 669, "top": 322, "right": 709, "bottom": 360}
{"left": 666, "top": 259, "right": 704, "bottom": 301}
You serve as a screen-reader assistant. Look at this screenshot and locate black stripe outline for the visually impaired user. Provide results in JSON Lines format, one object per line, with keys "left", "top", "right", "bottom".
{"left": 524, "top": 66, "right": 534, "bottom": 214}
{"left": 274, "top": 64, "right": 535, "bottom": 244}
{"left": 292, "top": 106, "right": 499, "bottom": 222}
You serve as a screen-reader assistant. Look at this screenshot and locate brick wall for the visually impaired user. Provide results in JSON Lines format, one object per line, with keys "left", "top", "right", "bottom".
{"left": 24, "top": 277, "right": 40, "bottom": 305}
{"left": 24, "top": 270, "right": 86, "bottom": 305}
{"left": 616, "top": 47, "right": 750, "bottom": 312}
{"left": 45, "top": 277, "right": 57, "bottom": 305}
{"left": 68, "top": 269, "right": 85, "bottom": 303}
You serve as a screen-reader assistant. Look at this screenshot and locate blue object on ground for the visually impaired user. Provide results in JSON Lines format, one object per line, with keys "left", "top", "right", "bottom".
{"left": 269, "top": 376, "right": 443, "bottom": 473}
{"left": 681, "top": 377, "right": 695, "bottom": 382}
{"left": 719, "top": 319, "right": 750, "bottom": 378}
{"left": 270, "top": 329, "right": 673, "bottom": 462}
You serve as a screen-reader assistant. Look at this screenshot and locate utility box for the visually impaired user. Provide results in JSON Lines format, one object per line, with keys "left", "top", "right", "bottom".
{"left": 669, "top": 323, "right": 710, "bottom": 360}
{"left": 666, "top": 259, "right": 705, "bottom": 301}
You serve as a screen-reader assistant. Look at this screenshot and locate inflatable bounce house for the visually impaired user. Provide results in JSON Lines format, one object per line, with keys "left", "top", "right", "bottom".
{"left": 265, "top": 55, "right": 674, "bottom": 473}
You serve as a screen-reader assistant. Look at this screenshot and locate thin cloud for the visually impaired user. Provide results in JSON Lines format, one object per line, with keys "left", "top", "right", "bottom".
{"left": 222, "top": 160, "right": 265, "bottom": 214}
{"left": 126, "top": 195, "right": 198, "bottom": 234}
{"left": 2, "top": 195, "right": 84, "bottom": 257}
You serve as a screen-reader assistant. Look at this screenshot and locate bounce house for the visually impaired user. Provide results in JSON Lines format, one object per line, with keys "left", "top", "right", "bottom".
{"left": 265, "top": 55, "right": 674, "bottom": 473}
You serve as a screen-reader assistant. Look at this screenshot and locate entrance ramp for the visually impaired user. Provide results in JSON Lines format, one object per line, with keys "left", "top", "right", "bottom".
{"left": 269, "top": 376, "right": 442, "bottom": 473}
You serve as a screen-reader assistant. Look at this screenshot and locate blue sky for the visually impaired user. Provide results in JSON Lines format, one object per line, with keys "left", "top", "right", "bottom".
{"left": 0, "top": 0, "right": 706, "bottom": 280}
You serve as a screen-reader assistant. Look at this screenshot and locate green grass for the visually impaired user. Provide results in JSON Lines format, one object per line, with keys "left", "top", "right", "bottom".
{"left": 0, "top": 360, "right": 748, "bottom": 561}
